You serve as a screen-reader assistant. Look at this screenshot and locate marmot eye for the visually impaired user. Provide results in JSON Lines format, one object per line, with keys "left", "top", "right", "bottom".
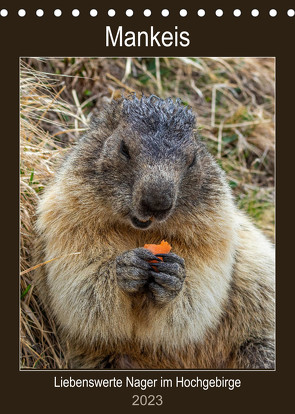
{"left": 120, "top": 140, "right": 131, "bottom": 160}
{"left": 188, "top": 154, "right": 196, "bottom": 168}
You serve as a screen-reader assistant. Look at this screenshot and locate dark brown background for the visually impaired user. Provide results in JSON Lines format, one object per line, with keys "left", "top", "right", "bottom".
{"left": 3, "top": 0, "right": 293, "bottom": 411}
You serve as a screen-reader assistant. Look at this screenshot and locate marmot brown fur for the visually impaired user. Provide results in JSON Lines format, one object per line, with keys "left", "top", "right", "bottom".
{"left": 34, "top": 95, "right": 275, "bottom": 369}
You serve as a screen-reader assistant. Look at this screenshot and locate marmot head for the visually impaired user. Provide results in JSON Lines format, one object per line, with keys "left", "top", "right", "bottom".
{"left": 71, "top": 95, "right": 224, "bottom": 230}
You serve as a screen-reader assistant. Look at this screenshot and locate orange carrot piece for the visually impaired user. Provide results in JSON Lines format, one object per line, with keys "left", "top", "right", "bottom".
{"left": 144, "top": 240, "right": 172, "bottom": 267}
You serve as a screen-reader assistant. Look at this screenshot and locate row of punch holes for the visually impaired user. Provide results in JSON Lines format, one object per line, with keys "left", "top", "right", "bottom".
{"left": 0, "top": 9, "right": 295, "bottom": 18}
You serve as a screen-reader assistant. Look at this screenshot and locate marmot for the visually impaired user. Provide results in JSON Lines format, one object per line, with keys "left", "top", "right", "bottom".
{"left": 34, "top": 95, "right": 275, "bottom": 369}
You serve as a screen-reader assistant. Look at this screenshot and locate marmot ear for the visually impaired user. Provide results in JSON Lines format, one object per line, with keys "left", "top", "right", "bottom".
{"left": 89, "top": 100, "right": 123, "bottom": 138}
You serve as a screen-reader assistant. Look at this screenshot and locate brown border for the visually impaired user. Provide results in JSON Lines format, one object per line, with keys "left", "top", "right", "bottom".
{"left": 3, "top": 0, "right": 293, "bottom": 410}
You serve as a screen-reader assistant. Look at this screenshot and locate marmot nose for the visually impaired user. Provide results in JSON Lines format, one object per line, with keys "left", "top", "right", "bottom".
{"left": 141, "top": 193, "right": 173, "bottom": 216}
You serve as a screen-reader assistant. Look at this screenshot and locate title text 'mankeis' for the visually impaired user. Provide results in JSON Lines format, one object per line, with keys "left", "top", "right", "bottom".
{"left": 106, "top": 26, "right": 190, "bottom": 47}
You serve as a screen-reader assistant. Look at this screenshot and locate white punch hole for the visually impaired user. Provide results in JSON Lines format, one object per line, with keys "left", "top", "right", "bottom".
{"left": 108, "top": 9, "right": 116, "bottom": 17}
{"left": 90, "top": 9, "right": 98, "bottom": 17}
{"left": 251, "top": 9, "right": 259, "bottom": 17}
{"left": 54, "top": 9, "right": 62, "bottom": 17}
{"left": 0, "top": 9, "right": 8, "bottom": 17}
{"left": 72, "top": 9, "right": 80, "bottom": 17}
{"left": 18, "top": 9, "right": 26, "bottom": 17}
{"left": 269, "top": 9, "right": 277, "bottom": 17}
{"left": 126, "top": 9, "right": 133, "bottom": 17}
{"left": 36, "top": 9, "right": 44, "bottom": 17}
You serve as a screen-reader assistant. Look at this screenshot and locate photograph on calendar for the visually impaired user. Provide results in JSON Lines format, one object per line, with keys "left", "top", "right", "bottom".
{"left": 20, "top": 57, "right": 275, "bottom": 370}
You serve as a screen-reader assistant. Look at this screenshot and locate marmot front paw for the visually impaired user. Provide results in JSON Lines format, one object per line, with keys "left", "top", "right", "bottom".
{"left": 116, "top": 249, "right": 186, "bottom": 305}
{"left": 148, "top": 253, "right": 186, "bottom": 305}
{"left": 116, "top": 248, "right": 160, "bottom": 295}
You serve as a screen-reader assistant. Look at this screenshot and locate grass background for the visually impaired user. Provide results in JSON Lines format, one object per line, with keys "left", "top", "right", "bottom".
{"left": 20, "top": 57, "right": 275, "bottom": 369}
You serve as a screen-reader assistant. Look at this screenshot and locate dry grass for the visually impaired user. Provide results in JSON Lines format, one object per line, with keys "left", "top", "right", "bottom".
{"left": 20, "top": 57, "right": 275, "bottom": 369}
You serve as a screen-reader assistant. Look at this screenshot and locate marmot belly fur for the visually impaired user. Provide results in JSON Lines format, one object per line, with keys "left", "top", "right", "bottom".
{"left": 34, "top": 95, "right": 275, "bottom": 369}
